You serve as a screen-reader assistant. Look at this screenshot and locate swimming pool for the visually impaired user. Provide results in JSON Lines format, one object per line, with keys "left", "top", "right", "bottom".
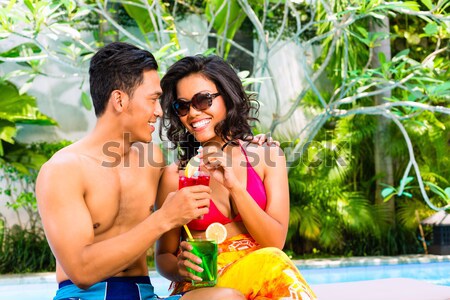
{"left": 300, "top": 261, "right": 450, "bottom": 286}
{"left": 1, "top": 257, "right": 449, "bottom": 299}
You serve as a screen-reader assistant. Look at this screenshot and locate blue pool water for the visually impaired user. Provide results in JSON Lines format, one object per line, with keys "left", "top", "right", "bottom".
{"left": 1, "top": 260, "right": 449, "bottom": 299}
{"left": 300, "top": 261, "right": 450, "bottom": 287}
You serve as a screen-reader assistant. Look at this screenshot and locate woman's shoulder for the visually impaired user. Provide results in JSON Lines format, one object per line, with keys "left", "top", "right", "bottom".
{"left": 163, "top": 161, "right": 181, "bottom": 176}
{"left": 239, "top": 139, "right": 286, "bottom": 167}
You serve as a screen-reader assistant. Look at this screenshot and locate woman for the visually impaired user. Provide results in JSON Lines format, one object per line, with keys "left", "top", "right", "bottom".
{"left": 156, "top": 55, "right": 316, "bottom": 300}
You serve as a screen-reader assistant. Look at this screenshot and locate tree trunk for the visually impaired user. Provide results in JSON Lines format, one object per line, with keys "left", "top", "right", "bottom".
{"left": 208, "top": 18, "right": 254, "bottom": 73}
{"left": 370, "top": 17, "right": 395, "bottom": 223}
{"left": 99, "top": 3, "right": 119, "bottom": 44}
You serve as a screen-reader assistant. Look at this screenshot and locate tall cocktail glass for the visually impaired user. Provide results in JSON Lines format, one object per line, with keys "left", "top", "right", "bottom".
{"left": 186, "top": 238, "right": 218, "bottom": 287}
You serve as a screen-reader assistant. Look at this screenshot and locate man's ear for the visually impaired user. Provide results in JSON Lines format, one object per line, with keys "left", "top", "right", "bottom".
{"left": 110, "top": 90, "right": 128, "bottom": 113}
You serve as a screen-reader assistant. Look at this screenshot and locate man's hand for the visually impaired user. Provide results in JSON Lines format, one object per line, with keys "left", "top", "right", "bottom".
{"left": 162, "top": 186, "right": 211, "bottom": 227}
{"left": 246, "top": 133, "right": 280, "bottom": 146}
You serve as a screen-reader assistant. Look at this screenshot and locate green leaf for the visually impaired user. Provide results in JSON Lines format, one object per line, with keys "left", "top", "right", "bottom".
{"left": 241, "top": 77, "right": 269, "bottom": 86}
{"left": 0, "top": 80, "right": 57, "bottom": 126}
{"left": 420, "top": 0, "right": 433, "bottom": 10}
{"left": 18, "top": 77, "right": 35, "bottom": 95}
{"left": 425, "top": 182, "right": 449, "bottom": 200}
{"left": 0, "top": 120, "right": 17, "bottom": 144}
{"left": 378, "top": 52, "right": 386, "bottom": 65}
{"left": 122, "top": 0, "right": 161, "bottom": 34}
{"left": 237, "top": 70, "right": 250, "bottom": 79}
{"left": 397, "top": 1, "right": 421, "bottom": 11}
{"left": 400, "top": 176, "right": 414, "bottom": 187}
{"left": 72, "top": 8, "right": 91, "bottom": 20}
{"left": 4, "top": 147, "right": 48, "bottom": 170}
{"left": 445, "top": 188, "right": 450, "bottom": 199}
{"left": 10, "top": 162, "right": 29, "bottom": 175}
{"left": 49, "top": 23, "right": 80, "bottom": 39}
{"left": 423, "top": 23, "right": 438, "bottom": 36}
{"left": 0, "top": 43, "right": 41, "bottom": 58}
{"left": 205, "top": 0, "right": 249, "bottom": 58}
{"left": 81, "top": 91, "right": 92, "bottom": 110}
{"left": 356, "top": 26, "right": 368, "bottom": 38}
{"left": 202, "top": 48, "right": 217, "bottom": 56}
{"left": 392, "top": 49, "right": 410, "bottom": 62}
{"left": 23, "top": 0, "right": 34, "bottom": 13}
{"left": 368, "top": 12, "right": 386, "bottom": 20}
{"left": 381, "top": 187, "right": 395, "bottom": 198}
{"left": 383, "top": 193, "right": 396, "bottom": 202}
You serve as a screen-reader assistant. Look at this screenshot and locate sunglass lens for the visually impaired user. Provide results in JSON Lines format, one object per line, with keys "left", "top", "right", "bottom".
{"left": 173, "top": 92, "right": 216, "bottom": 116}
{"left": 174, "top": 101, "right": 189, "bottom": 116}
{"left": 192, "top": 93, "right": 211, "bottom": 110}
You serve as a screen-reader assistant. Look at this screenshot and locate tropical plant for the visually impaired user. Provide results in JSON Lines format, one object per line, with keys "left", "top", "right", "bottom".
{"left": 0, "top": 0, "right": 449, "bottom": 258}
{"left": 0, "top": 140, "right": 70, "bottom": 274}
{"left": 0, "top": 224, "right": 56, "bottom": 273}
{"left": 0, "top": 80, "right": 56, "bottom": 156}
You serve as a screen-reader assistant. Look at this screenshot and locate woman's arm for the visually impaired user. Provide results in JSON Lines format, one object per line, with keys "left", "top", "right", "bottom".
{"left": 234, "top": 145, "right": 289, "bottom": 248}
{"left": 203, "top": 144, "right": 289, "bottom": 248}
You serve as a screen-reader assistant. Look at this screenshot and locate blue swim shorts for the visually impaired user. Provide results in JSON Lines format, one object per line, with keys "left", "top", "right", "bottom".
{"left": 53, "top": 276, "right": 182, "bottom": 300}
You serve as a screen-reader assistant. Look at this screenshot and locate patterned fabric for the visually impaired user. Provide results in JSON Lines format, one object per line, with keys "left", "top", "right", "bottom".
{"left": 54, "top": 276, "right": 182, "bottom": 300}
{"left": 171, "top": 234, "right": 317, "bottom": 300}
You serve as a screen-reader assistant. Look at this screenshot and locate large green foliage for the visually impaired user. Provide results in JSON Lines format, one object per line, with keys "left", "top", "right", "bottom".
{"left": 0, "top": 0, "right": 449, "bottom": 262}
{"left": 284, "top": 0, "right": 450, "bottom": 255}
{"left": 0, "top": 80, "right": 57, "bottom": 156}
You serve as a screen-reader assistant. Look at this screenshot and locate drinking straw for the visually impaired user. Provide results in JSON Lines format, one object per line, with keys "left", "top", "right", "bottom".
{"left": 183, "top": 225, "right": 213, "bottom": 281}
{"left": 183, "top": 224, "right": 194, "bottom": 239}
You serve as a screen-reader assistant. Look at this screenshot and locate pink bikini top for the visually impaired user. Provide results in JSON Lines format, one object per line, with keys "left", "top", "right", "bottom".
{"left": 187, "top": 144, "right": 267, "bottom": 231}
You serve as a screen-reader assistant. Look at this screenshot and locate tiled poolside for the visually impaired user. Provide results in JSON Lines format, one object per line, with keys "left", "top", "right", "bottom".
{"left": 294, "top": 254, "right": 450, "bottom": 300}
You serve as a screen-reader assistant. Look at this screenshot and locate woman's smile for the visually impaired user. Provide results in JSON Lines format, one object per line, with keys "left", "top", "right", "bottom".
{"left": 191, "top": 118, "right": 211, "bottom": 130}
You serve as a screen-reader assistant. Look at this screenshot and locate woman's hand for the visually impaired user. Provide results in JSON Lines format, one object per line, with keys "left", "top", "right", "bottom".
{"left": 176, "top": 241, "right": 204, "bottom": 282}
{"left": 200, "top": 146, "right": 240, "bottom": 190}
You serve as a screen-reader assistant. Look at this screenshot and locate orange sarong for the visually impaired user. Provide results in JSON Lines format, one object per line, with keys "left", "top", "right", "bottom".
{"left": 171, "top": 234, "right": 317, "bottom": 300}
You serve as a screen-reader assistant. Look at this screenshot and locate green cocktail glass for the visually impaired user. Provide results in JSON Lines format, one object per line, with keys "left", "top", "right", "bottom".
{"left": 187, "top": 238, "right": 218, "bottom": 287}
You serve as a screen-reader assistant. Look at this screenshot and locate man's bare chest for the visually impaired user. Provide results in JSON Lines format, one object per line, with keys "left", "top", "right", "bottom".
{"left": 82, "top": 164, "right": 158, "bottom": 233}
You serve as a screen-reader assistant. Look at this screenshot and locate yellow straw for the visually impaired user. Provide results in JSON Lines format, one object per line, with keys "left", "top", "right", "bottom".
{"left": 183, "top": 225, "right": 194, "bottom": 239}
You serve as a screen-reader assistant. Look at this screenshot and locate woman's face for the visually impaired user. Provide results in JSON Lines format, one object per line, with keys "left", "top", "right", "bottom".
{"left": 176, "top": 73, "right": 227, "bottom": 144}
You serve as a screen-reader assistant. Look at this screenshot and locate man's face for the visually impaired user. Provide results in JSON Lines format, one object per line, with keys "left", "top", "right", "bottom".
{"left": 124, "top": 70, "right": 163, "bottom": 143}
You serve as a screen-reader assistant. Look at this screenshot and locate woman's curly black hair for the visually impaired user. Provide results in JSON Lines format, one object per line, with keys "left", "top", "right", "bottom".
{"left": 160, "top": 55, "right": 259, "bottom": 165}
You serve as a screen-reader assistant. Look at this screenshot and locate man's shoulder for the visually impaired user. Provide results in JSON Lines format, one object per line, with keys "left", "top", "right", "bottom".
{"left": 40, "top": 143, "right": 84, "bottom": 175}
{"left": 36, "top": 144, "right": 85, "bottom": 194}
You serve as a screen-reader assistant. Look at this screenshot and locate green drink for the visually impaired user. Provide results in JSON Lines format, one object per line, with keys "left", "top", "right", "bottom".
{"left": 187, "top": 239, "right": 218, "bottom": 287}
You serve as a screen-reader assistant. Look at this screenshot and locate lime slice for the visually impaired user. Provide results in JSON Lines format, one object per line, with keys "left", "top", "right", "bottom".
{"left": 185, "top": 156, "right": 201, "bottom": 178}
{"left": 205, "top": 222, "right": 227, "bottom": 244}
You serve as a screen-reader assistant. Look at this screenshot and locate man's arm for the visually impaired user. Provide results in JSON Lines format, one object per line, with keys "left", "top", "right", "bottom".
{"left": 36, "top": 153, "right": 171, "bottom": 288}
{"left": 36, "top": 150, "right": 210, "bottom": 289}
{"left": 154, "top": 163, "right": 185, "bottom": 281}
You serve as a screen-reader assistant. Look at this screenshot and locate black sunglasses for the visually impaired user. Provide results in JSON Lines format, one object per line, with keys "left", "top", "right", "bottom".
{"left": 172, "top": 92, "right": 220, "bottom": 116}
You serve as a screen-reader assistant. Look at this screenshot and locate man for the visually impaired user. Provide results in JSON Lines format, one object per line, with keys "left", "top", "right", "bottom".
{"left": 36, "top": 42, "right": 244, "bottom": 300}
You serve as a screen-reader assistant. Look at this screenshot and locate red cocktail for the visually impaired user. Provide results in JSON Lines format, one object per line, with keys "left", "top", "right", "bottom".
{"left": 179, "top": 171, "right": 210, "bottom": 189}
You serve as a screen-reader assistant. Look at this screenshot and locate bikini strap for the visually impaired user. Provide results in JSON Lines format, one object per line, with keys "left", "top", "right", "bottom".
{"left": 238, "top": 141, "right": 251, "bottom": 164}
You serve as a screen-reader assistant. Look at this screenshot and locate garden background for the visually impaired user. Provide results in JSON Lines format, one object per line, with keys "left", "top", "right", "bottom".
{"left": 0, "top": 0, "right": 449, "bottom": 274}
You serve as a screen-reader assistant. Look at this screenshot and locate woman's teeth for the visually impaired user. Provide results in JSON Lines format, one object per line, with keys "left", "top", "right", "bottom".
{"left": 192, "top": 120, "right": 210, "bottom": 128}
